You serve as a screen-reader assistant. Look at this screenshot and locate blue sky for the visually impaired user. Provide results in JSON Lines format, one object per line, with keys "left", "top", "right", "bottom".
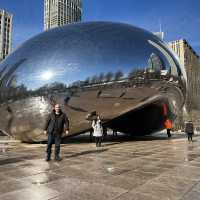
{"left": 0, "top": 0, "right": 200, "bottom": 55}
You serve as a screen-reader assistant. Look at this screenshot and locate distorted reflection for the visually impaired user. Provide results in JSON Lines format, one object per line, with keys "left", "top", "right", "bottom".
{"left": 40, "top": 70, "right": 54, "bottom": 81}
{"left": 0, "top": 22, "right": 186, "bottom": 142}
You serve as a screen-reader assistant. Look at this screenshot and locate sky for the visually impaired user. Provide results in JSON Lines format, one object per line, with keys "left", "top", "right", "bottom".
{"left": 0, "top": 0, "right": 200, "bottom": 55}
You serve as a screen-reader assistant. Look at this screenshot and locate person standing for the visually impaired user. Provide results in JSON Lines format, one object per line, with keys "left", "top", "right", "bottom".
{"left": 92, "top": 115, "right": 103, "bottom": 147}
{"left": 185, "top": 120, "right": 194, "bottom": 142}
{"left": 112, "top": 129, "right": 118, "bottom": 137}
{"left": 44, "top": 104, "right": 69, "bottom": 161}
{"left": 165, "top": 119, "right": 172, "bottom": 138}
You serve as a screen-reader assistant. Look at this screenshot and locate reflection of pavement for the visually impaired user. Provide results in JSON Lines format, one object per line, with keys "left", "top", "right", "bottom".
{"left": 65, "top": 87, "right": 159, "bottom": 135}
{"left": 0, "top": 86, "right": 161, "bottom": 142}
{"left": 0, "top": 133, "right": 200, "bottom": 199}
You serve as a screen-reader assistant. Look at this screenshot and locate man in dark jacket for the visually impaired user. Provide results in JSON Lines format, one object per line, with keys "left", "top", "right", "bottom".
{"left": 185, "top": 120, "right": 194, "bottom": 142}
{"left": 44, "top": 104, "right": 69, "bottom": 161}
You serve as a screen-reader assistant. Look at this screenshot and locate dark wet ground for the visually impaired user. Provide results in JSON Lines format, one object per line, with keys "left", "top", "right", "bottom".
{"left": 0, "top": 133, "right": 200, "bottom": 200}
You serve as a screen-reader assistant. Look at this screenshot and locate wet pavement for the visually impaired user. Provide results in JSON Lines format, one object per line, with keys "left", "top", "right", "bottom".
{"left": 0, "top": 133, "right": 200, "bottom": 200}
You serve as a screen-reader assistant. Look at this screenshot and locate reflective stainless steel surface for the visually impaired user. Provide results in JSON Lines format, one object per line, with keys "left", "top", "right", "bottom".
{"left": 0, "top": 22, "right": 186, "bottom": 142}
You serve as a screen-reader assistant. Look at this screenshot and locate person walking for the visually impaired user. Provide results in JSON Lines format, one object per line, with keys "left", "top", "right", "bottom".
{"left": 44, "top": 104, "right": 69, "bottom": 161}
{"left": 92, "top": 115, "right": 103, "bottom": 147}
{"left": 165, "top": 119, "right": 172, "bottom": 138}
{"left": 185, "top": 120, "right": 194, "bottom": 142}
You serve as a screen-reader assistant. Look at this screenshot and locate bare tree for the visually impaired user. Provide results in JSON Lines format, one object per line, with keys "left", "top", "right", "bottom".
{"left": 128, "top": 68, "right": 137, "bottom": 79}
{"left": 114, "top": 70, "right": 123, "bottom": 81}
{"left": 90, "top": 75, "right": 99, "bottom": 84}
{"left": 105, "top": 72, "right": 114, "bottom": 82}
{"left": 84, "top": 77, "right": 90, "bottom": 85}
{"left": 98, "top": 73, "right": 105, "bottom": 83}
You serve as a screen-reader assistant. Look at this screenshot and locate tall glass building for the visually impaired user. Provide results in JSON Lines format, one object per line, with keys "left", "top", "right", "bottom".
{"left": 44, "top": 0, "right": 82, "bottom": 30}
{"left": 0, "top": 10, "right": 13, "bottom": 62}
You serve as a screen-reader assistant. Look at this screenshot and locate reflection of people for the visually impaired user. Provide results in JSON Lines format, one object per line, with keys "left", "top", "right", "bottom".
{"left": 113, "top": 129, "right": 118, "bottom": 137}
{"left": 44, "top": 104, "right": 69, "bottom": 161}
{"left": 89, "top": 128, "right": 93, "bottom": 142}
{"left": 103, "top": 126, "right": 107, "bottom": 139}
{"left": 185, "top": 120, "right": 194, "bottom": 142}
{"left": 92, "top": 115, "right": 103, "bottom": 147}
{"left": 165, "top": 119, "right": 172, "bottom": 138}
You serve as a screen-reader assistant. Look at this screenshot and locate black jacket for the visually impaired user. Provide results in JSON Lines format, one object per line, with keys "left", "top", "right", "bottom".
{"left": 185, "top": 122, "right": 194, "bottom": 134}
{"left": 44, "top": 110, "right": 69, "bottom": 135}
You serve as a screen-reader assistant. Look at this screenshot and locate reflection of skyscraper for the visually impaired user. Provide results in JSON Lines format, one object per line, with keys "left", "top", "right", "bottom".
{"left": 169, "top": 39, "right": 200, "bottom": 110}
{"left": 0, "top": 10, "right": 13, "bottom": 62}
{"left": 44, "top": 0, "right": 82, "bottom": 30}
{"left": 153, "top": 32, "right": 164, "bottom": 40}
{"left": 168, "top": 39, "right": 199, "bottom": 75}
{"left": 148, "top": 53, "right": 165, "bottom": 72}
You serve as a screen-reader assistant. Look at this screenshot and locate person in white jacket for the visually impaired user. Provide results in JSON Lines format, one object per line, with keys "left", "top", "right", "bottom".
{"left": 92, "top": 115, "right": 103, "bottom": 147}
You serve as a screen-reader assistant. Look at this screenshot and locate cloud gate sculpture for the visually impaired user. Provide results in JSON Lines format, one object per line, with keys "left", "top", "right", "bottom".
{"left": 0, "top": 22, "right": 186, "bottom": 142}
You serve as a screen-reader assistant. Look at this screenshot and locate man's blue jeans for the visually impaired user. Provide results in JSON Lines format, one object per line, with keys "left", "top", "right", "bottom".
{"left": 47, "top": 133, "right": 61, "bottom": 159}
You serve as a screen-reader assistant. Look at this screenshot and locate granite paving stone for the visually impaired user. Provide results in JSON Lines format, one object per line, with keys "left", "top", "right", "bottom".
{"left": 0, "top": 133, "right": 200, "bottom": 199}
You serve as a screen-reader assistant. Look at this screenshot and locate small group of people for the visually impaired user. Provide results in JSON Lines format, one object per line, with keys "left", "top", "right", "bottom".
{"left": 44, "top": 104, "right": 104, "bottom": 162}
{"left": 165, "top": 118, "right": 194, "bottom": 142}
{"left": 44, "top": 104, "right": 195, "bottom": 162}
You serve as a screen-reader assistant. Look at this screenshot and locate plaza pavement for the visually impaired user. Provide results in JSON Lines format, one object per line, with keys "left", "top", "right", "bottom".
{"left": 0, "top": 133, "right": 200, "bottom": 200}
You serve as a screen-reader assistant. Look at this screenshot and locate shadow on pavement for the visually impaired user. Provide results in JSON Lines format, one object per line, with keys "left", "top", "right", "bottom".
{"left": 63, "top": 148, "right": 108, "bottom": 158}
{"left": 61, "top": 133, "right": 187, "bottom": 145}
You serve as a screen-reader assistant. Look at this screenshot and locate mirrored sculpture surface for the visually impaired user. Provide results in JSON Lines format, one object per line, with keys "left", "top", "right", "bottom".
{"left": 0, "top": 22, "right": 186, "bottom": 142}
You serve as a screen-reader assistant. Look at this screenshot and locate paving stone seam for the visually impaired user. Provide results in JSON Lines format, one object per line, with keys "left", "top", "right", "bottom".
{"left": 180, "top": 181, "right": 200, "bottom": 200}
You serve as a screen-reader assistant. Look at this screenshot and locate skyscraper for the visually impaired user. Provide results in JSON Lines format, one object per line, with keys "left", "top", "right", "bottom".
{"left": 44, "top": 0, "right": 82, "bottom": 31}
{"left": 0, "top": 10, "right": 13, "bottom": 62}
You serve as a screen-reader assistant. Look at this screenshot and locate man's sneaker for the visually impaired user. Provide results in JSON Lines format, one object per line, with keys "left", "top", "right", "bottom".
{"left": 46, "top": 157, "right": 51, "bottom": 162}
{"left": 55, "top": 157, "right": 62, "bottom": 161}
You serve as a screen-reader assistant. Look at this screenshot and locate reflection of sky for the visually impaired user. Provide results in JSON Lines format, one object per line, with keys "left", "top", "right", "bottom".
{"left": 0, "top": 0, "right": 199, "bottom": 56}
{"left": 0, "top": 22, "right": 176, "bottom": 90}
